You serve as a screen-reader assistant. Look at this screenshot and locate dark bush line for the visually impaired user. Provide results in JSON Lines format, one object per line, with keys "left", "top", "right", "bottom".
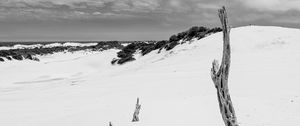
{"left": 0, "top": 26, "right": 221, "bottom": 64}
{"left": 0, "top": 41, "right": 124, "bottom": 62}
{"left": 111, "top": 26, "right": 222, "bottom": 65}
{"left": 111, "top": 42, "right": 161, "bottom": 65}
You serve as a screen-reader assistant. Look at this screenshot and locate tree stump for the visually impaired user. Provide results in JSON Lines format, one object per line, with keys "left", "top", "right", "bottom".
{"left": 211, "top": 6, "right": 239, "bottom": 126}
{"left": 132, "top": 98, "right": 141, "bottom": 122}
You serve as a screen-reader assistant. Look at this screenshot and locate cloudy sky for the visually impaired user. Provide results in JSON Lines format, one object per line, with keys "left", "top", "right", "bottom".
{"left": 0, "top": 0, "right": 299, "bottom": 41}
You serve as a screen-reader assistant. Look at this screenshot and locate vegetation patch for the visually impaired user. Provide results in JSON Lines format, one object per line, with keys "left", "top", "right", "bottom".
{"left": 111, "top": 26, "right": 222, "bottom": 65}
{"left": 0, "top": 41, "right": 124, "bottom": 62}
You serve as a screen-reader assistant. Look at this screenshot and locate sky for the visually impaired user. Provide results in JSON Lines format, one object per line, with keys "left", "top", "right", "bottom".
{"left": 0, "top": 0, "right": 300, "bottom": 41}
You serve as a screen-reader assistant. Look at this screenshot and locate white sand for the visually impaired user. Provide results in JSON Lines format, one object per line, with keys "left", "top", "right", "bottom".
{"left": 0, "top": 26, "right": 299, "bottom": 126}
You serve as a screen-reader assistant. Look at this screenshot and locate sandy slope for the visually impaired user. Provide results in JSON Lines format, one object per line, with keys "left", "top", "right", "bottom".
{"left": 0, "top": 26, "right": 300, "bottom": 126}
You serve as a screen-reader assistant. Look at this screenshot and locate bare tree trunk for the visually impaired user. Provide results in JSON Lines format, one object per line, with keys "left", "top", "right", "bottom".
{"left": 132, "top": 98, "right": 141, "bottom": 122}
{"left": 211, "top": 6, "right": 239, "bottom": 126}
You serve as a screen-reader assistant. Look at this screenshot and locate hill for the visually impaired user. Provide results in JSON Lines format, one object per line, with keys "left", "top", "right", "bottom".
{"left": 0, "top": 26, "right": 299, "bottom": 126}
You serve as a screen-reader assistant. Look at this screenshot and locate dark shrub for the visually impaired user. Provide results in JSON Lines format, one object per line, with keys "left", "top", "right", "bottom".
{"left": 0, "top": 57, "right": 4, "bottom": 62}
{"left": 117, "top": 56, "right": 135, "bottom": 65}
{"left": 186, "top": 26, "right": 209, "bottom": 40}
{"left": 123, "top": 43, "right": 138, "bottom": 54}
{"left": 169, "top": 35, "right": 179, "bottom": 42}
{"left": 0, "top": 51, "right": 11, "bottom": 57}
{"left": 12, "top": 55, "right": 23, "bottom": 60}
{"left": 154, "top": 40, "right": 168, "bottom": 50}
{"left": 187, "top": 26, "right": 200, "bottom": 37}
{"left": 111, "top": 26, "right": 222, "bottom": 65}
{"left": 113, "top": 42, "right": 155, "bottom": 64}
{"left": 111, "top": 58, "right": 119, "bottom": 65}
{"left": 24, "top": 54, "right": 33, "bottom": 60}
{"left": 5, "top": 57, "right": 12, "bottom": 60}
{"left": 165, "top": 41, "right": 179, "bottom": 51}
{"left": 198, "top": 26, "right": 209, "bottom": 32}
{"left": 117, "top": 51, "right": 128, "bottom": 59}
{"left": 141, "top": 45, "right": 154, "bottom": 56}
{"left": 177, "top": 32, "right": 187, "bottom": 40}
{"left": 208, "top": 27, "right": 222, "bottom": 33}
{"left": 95, "top": 41, "right": 123, "bottom": 50}
{"left": 196, "top": 32, "right": 207, "bottom": 39}
{"left": 32, "top": 57, "right": 40, "bottom": 61}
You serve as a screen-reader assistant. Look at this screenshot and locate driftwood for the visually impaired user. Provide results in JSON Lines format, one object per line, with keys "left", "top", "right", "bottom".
{"left": 211, "top": 6, "right": 239, "bottom": 126}
{"left": 132, "top": 98, "right": 141, "bottom": 122}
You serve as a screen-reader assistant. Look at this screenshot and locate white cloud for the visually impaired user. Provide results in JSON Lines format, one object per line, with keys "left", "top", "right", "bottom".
{"left": 0, "top": 0, "right": 109, "bottom": 9}
{"left": 161, "top": 0, "right": 191, "bottom": 13}
{"left": 111, "top": 0, "right": 160, "bottom": 13}
{"left": 92, "top": 11, "right": 102, "bottom": 15}
{"left": 132, "top": 0, "right": 159, "bottom": 11}
{"left": 236, "top": 0, "right": 300, "bottom": 11}
{"left": 74, "top": 11, "right": 87, "bottom": 15}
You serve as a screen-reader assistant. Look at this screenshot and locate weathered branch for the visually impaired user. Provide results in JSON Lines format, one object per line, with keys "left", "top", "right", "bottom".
{"left": 211, "top": 6, "right": 238, "bottom": 126}
{"left": 132, "top": 98, "right": 141, "bottom": 122}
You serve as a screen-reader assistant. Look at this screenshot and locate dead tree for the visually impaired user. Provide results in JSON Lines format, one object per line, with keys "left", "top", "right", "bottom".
{"left": 132, "top": 98, "right": 141, "bottom": 122}
{"left": 211, "top": 6, "right": 239, "bottom": 126}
